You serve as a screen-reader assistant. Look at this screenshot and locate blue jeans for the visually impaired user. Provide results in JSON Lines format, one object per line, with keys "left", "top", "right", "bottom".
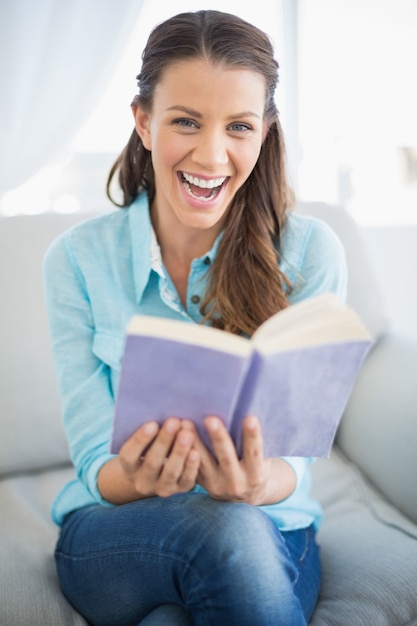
{"left": 55, "top": 493, "right": 321, "bottom": 626}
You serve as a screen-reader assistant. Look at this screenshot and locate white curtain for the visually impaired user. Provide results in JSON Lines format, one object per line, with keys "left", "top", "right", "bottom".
{"left": 0, "top": 0, "right": 144, "bottom": 195}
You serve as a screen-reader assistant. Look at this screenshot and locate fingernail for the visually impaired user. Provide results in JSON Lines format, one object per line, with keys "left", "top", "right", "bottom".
{"left": 165, "top": 418, "right": 179, "bottom": 434}
{"left": 179, "top": 432, "right": 192, "bottom": 446}
{"left": 246, "top": 416, "right": 258, "bottom": 430}
{"left": 206, "top": 417, "right": 220, "bottom": 432}
{"left": 143, "top": 422, "right": 158, "bottom": 436}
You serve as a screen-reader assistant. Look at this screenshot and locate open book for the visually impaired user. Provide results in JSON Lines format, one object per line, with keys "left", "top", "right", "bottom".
{"left": 111, "top": 293, "right": 372, "bottom": 458}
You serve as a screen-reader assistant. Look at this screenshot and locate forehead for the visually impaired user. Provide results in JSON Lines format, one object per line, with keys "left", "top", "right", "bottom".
{"left": 153, "top": 58, "right": 267, "bottom": 114}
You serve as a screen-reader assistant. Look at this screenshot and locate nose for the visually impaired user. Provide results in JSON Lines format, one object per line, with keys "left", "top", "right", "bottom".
{"left": 191, "top": 129, "right": 229, "bottom": 170}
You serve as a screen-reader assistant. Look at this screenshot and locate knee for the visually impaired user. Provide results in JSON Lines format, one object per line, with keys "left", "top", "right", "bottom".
{"left": 181, "top": 498, "right": 297, "bottom": 608}
{"left": 216, "top": 500, "right": 276, "bottom": 545}
{"left": 186, "top": 497, "right": 279, "bottom": 564}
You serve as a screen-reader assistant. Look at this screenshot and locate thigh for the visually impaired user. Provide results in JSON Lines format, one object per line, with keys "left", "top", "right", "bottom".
{"left": 55, "top": 495, "right": 321, "bottom": 626}
{"left": 139, "top": 605, "right": 193, "bottom": 626}
{"left": 55, "top": 495, "right": 204, "bottom": 626}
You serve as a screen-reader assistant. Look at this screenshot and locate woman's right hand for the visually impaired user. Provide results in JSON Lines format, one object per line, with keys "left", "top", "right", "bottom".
{"left": 98, "top": 418, "right": 200, "bottom": 504}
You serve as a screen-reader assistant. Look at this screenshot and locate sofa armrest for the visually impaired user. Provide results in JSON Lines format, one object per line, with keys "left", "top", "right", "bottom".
{"left": 336, "top": 331, "right": 417, "bottom": 524}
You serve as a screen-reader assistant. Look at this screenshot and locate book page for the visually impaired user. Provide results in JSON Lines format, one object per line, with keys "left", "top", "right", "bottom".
{"left": 127, "top": 315, "right": 251, "bottom": 357}
{"left": 252, "top": 293, "right": 371, "bottom": 353}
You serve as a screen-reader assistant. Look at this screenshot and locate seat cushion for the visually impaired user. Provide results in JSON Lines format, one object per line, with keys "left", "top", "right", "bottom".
{"left": 310, "top": 447, "right": 417, "bottom": 625}
{"left": 0, "top": 466, "right": 87, "bottom": 626}
{"left": 2, "top": 454, "right": 417, "bottom": 625}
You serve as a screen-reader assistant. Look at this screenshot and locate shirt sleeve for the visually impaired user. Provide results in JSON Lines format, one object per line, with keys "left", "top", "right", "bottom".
{"left": 283, "top": 213, "right": 348, "bottom": 305}
{"left": 43, "top": 231, "right": 115, "bottom": 508}
{"left": 278, "top": 214, "right": 349, "bottom": 483}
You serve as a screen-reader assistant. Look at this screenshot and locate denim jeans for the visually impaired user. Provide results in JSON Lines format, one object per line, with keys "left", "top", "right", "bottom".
{"left": 55, "top": 493, "right": 321, "bottom": 626}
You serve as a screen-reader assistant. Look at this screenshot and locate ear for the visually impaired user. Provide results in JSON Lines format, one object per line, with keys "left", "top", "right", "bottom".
{"left": 132, "top": 103, "right": 152, "bottom": 151}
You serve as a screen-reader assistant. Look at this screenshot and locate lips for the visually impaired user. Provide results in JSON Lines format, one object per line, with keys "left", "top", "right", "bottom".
{"left": 179, "top": 171, "right": 228, "bottom": 201}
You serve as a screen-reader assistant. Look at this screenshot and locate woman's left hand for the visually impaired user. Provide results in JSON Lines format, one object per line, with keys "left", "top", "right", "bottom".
{"left": 193, "top": 416, "right": 296, "bottom": 506}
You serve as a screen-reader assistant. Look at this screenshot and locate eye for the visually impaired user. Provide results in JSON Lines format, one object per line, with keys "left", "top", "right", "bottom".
{"left": 228, "top": 122, "right": 252, "bottom": 133}
{"left": 173, "top": 118, "right": 199, "bottom": 129}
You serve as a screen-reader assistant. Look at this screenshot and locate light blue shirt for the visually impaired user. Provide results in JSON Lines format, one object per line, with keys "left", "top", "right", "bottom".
{"left": 43, "top": 192, "right": 347, "bottom": 529}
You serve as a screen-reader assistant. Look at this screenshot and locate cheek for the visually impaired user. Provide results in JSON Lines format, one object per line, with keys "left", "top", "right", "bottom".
{"left": 151, "top": 133, "right": 188, "bottom": 171}
{"left": 236, "top": 142, "right": 263, "bottom": 177}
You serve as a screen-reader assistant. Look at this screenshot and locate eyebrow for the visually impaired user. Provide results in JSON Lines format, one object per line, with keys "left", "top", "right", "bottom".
{"left": 166, "top": 105, "right": 261, "bottom": 120}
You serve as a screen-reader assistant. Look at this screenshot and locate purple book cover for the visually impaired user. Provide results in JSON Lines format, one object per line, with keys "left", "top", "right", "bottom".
{"left": 111, "top": 334, "right": 250, "bottom": 454}
{"left": 232, "top": 340, "right": 371, "bottom": 458}
{"left": 112, "top": 331, "right": 371, "bottom": 458}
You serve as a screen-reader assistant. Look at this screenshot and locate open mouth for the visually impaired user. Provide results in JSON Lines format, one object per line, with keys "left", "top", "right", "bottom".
{"left": 179, "top": 172, "right": 228, "bottom": 201}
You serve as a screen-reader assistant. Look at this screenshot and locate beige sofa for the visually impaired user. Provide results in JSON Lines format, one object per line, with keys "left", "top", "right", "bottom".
{"left": 1, "top": 202, "right": 416, "bottom": 625}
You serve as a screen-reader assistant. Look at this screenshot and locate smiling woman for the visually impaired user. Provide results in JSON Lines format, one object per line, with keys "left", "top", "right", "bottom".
{"left": 43, "top": 9, "right": 347, "bottom": 626}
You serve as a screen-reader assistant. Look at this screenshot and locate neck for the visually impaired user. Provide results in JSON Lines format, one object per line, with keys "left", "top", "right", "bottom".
{"left": 150, "top": 204, "right": 221, "bottom": 308}
{"left": 151, "top": 210, "right": 220, "bottom": 265}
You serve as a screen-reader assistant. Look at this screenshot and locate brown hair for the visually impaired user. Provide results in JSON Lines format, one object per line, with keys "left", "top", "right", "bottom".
{"left": 107, "top": 10, "right": 293, "bottom": 336}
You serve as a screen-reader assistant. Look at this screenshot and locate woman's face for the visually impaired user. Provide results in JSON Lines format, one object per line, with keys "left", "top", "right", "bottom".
{"left": 133, "top": 58, "right": 267, "bottom": 237}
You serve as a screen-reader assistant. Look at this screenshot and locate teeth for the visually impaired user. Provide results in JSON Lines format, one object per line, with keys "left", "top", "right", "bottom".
{"left": 182, "top": 172, "right": 226, "bottom": 189}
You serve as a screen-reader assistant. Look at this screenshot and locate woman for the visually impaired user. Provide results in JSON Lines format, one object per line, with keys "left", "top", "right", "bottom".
{"left": 44, "top": 10, "right": 346, "bottom": 626}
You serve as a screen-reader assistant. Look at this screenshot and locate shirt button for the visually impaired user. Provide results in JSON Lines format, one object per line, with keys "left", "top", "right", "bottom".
{"left": 204, "top": 256, "right": 211, "bottom": 265}
{"left": 191, "top": 294, "right": 200, "bottom": 304}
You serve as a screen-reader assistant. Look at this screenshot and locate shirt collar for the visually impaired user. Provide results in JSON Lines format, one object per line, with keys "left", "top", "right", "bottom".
{"left": 128, "top": 192, "right": 153, "bottom": 304}
{"left": 128, "top": 191, "right": 223, "bottom": 303}
{"left": 150, "top": 227, "right": 165, "bottom": 278}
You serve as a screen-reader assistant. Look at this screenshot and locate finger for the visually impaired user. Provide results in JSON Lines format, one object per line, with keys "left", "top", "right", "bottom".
{"left": 119, "top": 421, "right": 159, "bottom": 470}
{"left": 149, "top": 417, "right": 182, "bottom": 456}
{"left": 181, "top": 419, "right": 197, "bottom": 432}
{"left": 242, "top": 416, "right": 264, "bottom": 477}
{"left": 177, "top": 448, "right": 200, "bottom": 490}
{"left": 184, "top": 425, "right": 217, "bottom": 490}
{"left": 177, "top": 419, "right": 215, "bottom": 470}
{"left": 140, "top": 417, "right": 182, "bottom": 480}
{"left": 158, "top": 429, "right": 197, "bottom": 493}
{"left": 162, "top": 427, "right": 194, "bottom": 478}
{"left": 204, "top": 416, "right": 240, "bottom": 475}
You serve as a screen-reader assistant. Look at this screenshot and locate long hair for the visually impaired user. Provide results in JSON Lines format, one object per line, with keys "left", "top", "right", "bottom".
{"left": 107, "top": 10, "right": 294, "bottom": 336}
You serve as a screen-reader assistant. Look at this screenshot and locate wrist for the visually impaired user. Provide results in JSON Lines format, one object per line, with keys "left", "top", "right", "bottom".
{"left": 98, "top": 457, "right": 150, "bottom": 504}
{"left": 256, "top": 458, "right": 297, "bottom": 506}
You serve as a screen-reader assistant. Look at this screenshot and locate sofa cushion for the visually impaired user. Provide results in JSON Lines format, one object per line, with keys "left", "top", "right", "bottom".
{"left": 0, "top": 214, "right": 88, "bottom": 475}
{"left": 0, "top": 467, "right": 87, "bottom": 625}
{"left": 337, "top": 331, "right": 417, "bottom": 524}
{"left": 310, "top": 447, "right": 417, "bottom": 626}
{"left": 2, "top": 449, "right": 416, "bottom": 625}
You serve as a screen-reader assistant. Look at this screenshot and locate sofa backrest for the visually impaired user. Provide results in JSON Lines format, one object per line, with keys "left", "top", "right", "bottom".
{"left": 0, "top": 213, "right": 89, "bottom": 476}
{"left": 295, "top": 201, "right": 389, "bottom": 338}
